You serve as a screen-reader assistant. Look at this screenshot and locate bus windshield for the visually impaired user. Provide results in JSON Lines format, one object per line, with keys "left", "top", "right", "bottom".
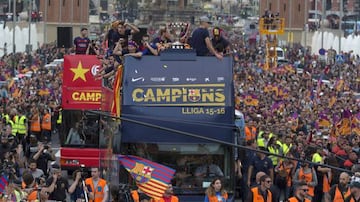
{"left": 60, "top": 110, "right": 116, "bottom": 149}
{"left": 119, "top": 143, "right": 234, "bottom": 195}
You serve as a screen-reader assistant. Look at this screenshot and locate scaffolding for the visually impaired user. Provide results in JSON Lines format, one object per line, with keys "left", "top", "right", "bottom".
{"left": 259, "top": 17, "right": 285, "bottom": 69}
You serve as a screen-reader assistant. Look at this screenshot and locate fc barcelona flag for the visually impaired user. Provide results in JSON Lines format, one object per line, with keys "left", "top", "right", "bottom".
{"left": 0, "top": 175, "right": 8, "bottom": 193}
{"left": 118, "top": 155, "right": 175, "bottom": 200}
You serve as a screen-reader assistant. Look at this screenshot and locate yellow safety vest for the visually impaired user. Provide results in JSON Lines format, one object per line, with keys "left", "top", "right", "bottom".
{"left": 257, "top": 132, "right": 274, "bottom": 147}
{"left": 8, "top": 120, "right": 16, "bottom": 136}
{"left": 17, "top": 115, "right": 27, "bottom": 135}
{"left": 3, "top": 114, "right": 9, "bottom": 124}
{"left": 56, "top": 111, "right": 62, "bottom": 124}
{"left": 257, "top": 131, "right": 264, "bottom": 139}
{"left": 282, "top": 143, "right": 292, "bottom": 155}
{"left": 312, "top": 152, "right": 322, "bottom": 163}
{"left": 268, "top": 146, "right": 279, "bottom": 166}
{"left": 257, "top": 138, "right": 265, "bottom": 147}
{"left": 13, "top": 115, "right": 19, "bottom": 134}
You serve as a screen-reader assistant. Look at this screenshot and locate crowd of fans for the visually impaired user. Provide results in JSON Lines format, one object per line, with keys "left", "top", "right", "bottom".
{"left": 0, "top": 14, "right": 358, "bottom": 201}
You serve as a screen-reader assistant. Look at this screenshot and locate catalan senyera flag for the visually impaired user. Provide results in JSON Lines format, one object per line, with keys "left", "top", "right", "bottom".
{"left": 271, "top": 101, "right": 285, "bottom": 113}
{"left": 263, "top": 62, "right": 269, "bottom": 71}
{"left": 7, "top": 79, "right": 14, "bottom": 89}
{"left": 352, "top": 112, "right": 360, "bottom": 135}
{"left": 111, "top": 65, "right": 123, "bottom": 117}
{"left": 336, "top": 109, "right": 352, "bottom": 136}
{"left": 38, "top": 88, "right": 50, "bottom": 96}
{"left": 243, "top": 94, "right": 259, "bottom": 106}
{"left": 334, "top": 78, "right": 344, "bottom": 92}
{"left": 328, "top": 96, "right": 337, "bottom": 108}
{"left": 318, "top": 113, "right": 331, "bottom": 128}
{"left": 0, "top": 175, "right": 8, "bottom": 193}
{"left": 263, "top": 83, "right": 274, "bottom": 93}
{"left": 284, "top": 64, "right": 295, "bottom": 74}
{"left": 118, "top": 155, "right": 175, "bottom": 200}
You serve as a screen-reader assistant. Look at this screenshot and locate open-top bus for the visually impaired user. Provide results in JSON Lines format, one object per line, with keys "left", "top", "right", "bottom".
{"left": 116, "top": 49, "right": 236, "bottom": 201}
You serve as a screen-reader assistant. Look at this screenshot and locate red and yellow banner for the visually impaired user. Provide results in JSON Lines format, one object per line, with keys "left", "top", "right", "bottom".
{"left": 62, "top": 55, "right": 109, "bottom": 110}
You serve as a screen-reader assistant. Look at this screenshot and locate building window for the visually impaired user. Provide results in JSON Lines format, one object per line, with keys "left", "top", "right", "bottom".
{"left": 269, "top": 3, "right": 272, "bottom": 10}
{"left": 298, "top": 4, "right": 301, "bottom": 12}
{"left": 283, "top": 4, "right": 286, "bottom": 12}
{"left": 78, "top": 0, "right": 80, "bottom": 6}
{"left": 326, "top": 0, "right": 332, "bottom": 10}
{"left": 48, "top": 0, "right": 50, "bottom": 6}
{"left": 63, "top": 0, "right": 65, "bottom": 6}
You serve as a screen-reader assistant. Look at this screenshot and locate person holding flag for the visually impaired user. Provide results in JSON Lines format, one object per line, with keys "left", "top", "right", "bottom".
{"left": 118, "top": 155, "right": 176, "bottom": 201}
{"left": 150, "top": 184, "right": 179, "bottom": 202}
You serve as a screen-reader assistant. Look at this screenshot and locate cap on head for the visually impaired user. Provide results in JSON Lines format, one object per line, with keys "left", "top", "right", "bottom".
{"left": 200, "top": 16, "right": 212, "bottom": 24}
{"left": 81, "top": 27, "right": 88, "bottom": 32}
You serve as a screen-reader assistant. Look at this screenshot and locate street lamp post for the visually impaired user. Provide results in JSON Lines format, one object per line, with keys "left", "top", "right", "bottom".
{"left": 28, "top": 0, "right": 32, "bottom": 54}
{"left": 304, "top": 0, "right": 308, "bottom": 47}
{"left": 321, "top": 0, "right": 325, "bottom": 49}
{"left": 339, "top": 0, "right": 343, "bottom": 53}
{"left": 44, "top": 0, "right": 48, "bottom": 64}
{"left": 12, "top": 0, "right": 16, "bottom": 76}
{"left": 289, "top": 0, "right": 292, "bottom": 47}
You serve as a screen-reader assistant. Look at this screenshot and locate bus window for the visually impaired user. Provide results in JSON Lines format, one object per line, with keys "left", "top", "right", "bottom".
{"left": 61, "top": 110, "right": 101, "bottom": 147}
{"left": 119, "top": 143, "right": 234, "bottom": 195}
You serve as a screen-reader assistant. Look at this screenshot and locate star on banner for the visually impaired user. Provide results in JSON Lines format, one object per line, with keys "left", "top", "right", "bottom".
{"left": 71, "top": 61, "right": 90, "bottom": 82}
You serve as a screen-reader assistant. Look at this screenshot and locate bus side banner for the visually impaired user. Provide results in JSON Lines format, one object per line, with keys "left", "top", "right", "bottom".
{"left": 121, "top": 56, "right": 235, "bottom": 143}
{"left": 62, "top": 55, "right": 106, "bottom": 110}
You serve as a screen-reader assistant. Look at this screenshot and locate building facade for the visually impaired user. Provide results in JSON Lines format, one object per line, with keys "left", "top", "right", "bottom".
{"left": 38, "top": 0, "right": 90, "bottom": 44}
{"left": 259, "top": 0, "right": 357, "bottom": 30}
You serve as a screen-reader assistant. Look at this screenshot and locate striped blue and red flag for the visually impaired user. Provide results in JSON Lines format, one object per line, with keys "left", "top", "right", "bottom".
{"left": 118, "top": 155, "right": 175, "bottom": 200}
{"left": 0, "top": 175, "right": 8, "bottom": 193}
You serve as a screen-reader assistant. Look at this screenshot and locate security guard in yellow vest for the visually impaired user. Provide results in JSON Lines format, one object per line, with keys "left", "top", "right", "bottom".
{"left": 13, "top": 115, "right": 19, "bottom": 134}
{"left": 267, "top": 136, "right": 280, "bottom": 166}
{"left": 9, "top": 109, "right": 18, "bottom": 137}
{"left": 7, "top": 118, "right": 16, "bottom": 136}
{"left": 56, "top": 109, "right": 62, "bottom": 127}
{"left": 16, "top": 112, "right": 27, "bottom": 143}
{"left": 257, "top": 130, "right": 274, "bottom": 148}
{"left": 2, "top": 113, "right": 9, "bottom": 123}
{"left": 281, "top": 136, "right": 293, "bottom": 155}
